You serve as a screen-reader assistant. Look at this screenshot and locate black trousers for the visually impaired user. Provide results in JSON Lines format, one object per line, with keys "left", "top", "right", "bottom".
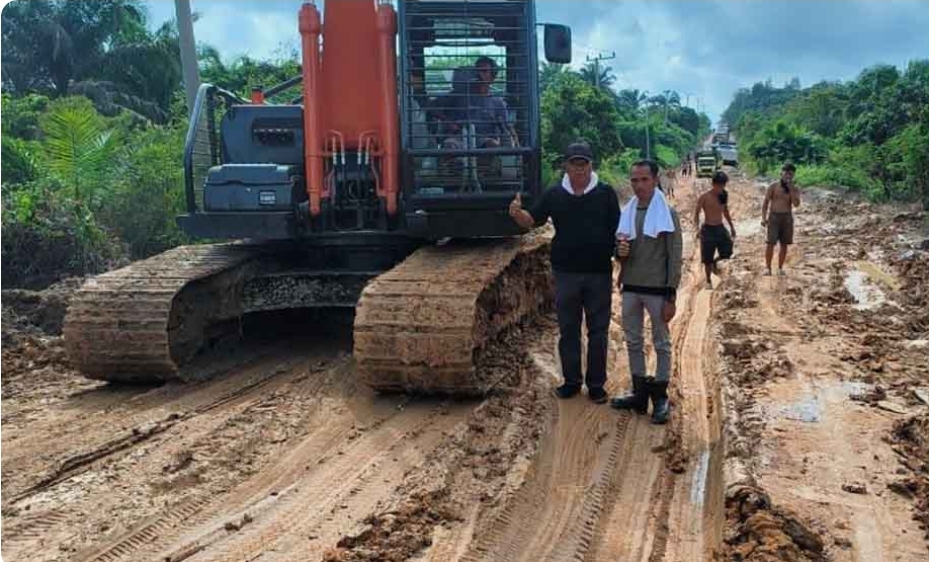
{"left": 554, "top": 271, "right": 613, "bottom": 389}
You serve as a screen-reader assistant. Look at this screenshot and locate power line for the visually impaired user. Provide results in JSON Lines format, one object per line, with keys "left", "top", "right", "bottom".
{"left": 585, "top": 51, "right": 616, "bottom": 88}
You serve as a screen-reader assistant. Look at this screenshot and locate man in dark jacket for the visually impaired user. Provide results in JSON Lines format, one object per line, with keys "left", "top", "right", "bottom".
{"left": 509, "top": 141, "right": 621, "bottom": 403}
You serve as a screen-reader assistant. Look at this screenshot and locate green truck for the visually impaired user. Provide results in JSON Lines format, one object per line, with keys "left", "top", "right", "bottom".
{"left": 696, "top": 149, "right": 720, "bottom": 178}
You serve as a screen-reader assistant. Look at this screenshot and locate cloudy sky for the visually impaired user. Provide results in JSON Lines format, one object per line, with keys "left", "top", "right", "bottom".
{"left": 144, "top": 0, "right": 929, "bottom": 123}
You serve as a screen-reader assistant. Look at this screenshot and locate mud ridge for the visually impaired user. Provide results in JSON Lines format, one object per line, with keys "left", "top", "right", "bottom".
{"left": 324, "top": 315, "right": 556, "bottom": 561}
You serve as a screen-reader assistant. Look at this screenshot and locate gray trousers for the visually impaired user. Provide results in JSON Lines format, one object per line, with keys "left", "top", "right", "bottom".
{"left": 622, "top": 292, "right": 672, "bottom": 382}
{"left": 554, "top": 271, "right": 612, "bottom": 389}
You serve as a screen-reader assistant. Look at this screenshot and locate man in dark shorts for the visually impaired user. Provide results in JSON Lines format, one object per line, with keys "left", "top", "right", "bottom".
{"left": 509, "top": 141, "right": 620, "bottom": 403}
{"left": 694, "top": 171, "right": 736, "bottom": 289}
{"left": 762, "top": 162, "right": 801, "bottom": 276}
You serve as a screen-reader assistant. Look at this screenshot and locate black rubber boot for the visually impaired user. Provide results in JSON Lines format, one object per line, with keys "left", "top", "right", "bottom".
{"left": 650, "top": 380, "right": 671, "bottom": 425}
{"left": 610, "top": 377, "right": 649, "bottom": 414}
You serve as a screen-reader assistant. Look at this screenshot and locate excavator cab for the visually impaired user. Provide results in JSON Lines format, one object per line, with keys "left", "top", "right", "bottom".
{"left": 177, "top": 0, "right": 571, "bottom": 242}
{"left": 402, "top": 1, "right": 546, "bottom": 237}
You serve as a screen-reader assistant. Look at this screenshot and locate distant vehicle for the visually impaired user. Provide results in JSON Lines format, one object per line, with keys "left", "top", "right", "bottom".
{"left": 696, "top": 149, "right": 720, "bottom": 178}
{"left": 718, "top": 145, "right": 738, "bottom": 166}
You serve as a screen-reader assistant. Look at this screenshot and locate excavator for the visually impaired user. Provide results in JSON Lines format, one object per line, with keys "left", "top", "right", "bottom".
{"left": 63, "top": 0, "right": 572, "bottom": 395}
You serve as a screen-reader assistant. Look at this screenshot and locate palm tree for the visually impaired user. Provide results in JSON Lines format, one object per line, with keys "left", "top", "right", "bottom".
{"left": 662, "top": 90, "right": 681, "bottom": 123}
{"left": 40, "top": 97, "right": 117, "bottom": 201}
{"left": 579, "top": 61, "right": 616, "bottom": 89}
{"left": 617, "top": 89, "right": 643, "bottom": 111}
{"left": 2, "top": 1, "right": 179, "bottom": 122}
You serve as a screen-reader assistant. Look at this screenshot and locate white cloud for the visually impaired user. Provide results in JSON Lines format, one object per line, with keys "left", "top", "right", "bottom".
{"left": 191, "top": 2, "right": 299, "bottom": 61}
{"left": 144, "top": 0, "right": 929, "bottom": 123}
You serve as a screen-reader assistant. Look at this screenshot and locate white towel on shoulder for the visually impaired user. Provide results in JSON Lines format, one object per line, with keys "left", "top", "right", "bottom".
{"left": 616, "top": 188, "right": 675, "bottom": 240}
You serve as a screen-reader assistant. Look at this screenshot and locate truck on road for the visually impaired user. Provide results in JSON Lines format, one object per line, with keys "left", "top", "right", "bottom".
{"left": 696, "top": 149, "right": 720, "bottom": 178}
{"left": 718, "top": 143, "right": 738, "bottom": 166}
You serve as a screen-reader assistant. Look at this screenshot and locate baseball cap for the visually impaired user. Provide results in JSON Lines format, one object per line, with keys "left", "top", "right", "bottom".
{"left": 565, "top": 141, "right": 594, "bottom": 163}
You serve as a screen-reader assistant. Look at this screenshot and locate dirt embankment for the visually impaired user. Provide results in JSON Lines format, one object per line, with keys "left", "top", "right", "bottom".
{"left": 2, "top": 278, "right": 92, "bottom": 403}
{"left": 712, "top": 179, "right": 929, "bottom": 561}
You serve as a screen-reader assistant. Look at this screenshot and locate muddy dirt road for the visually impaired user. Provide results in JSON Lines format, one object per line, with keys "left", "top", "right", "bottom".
{"left": 3, "top": 171, "right": 928, "bottom": 562}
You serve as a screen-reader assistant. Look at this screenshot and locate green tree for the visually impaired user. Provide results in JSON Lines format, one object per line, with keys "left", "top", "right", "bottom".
{"left": 539, "top": 61, "right": 567, "bottom": 92}
{"left": 200, "top": 47, "right": 302, "bottom": 101}
{"left": 745, "top": 120, "right": 826, "bottom": 173}
{"left": 579, "top": 61, "right": 616, "bottom": 89}
{"left": 1, "top": 0, "right": 147, "bottom": 95}
{"left": 540, "top": 72, "right": 623, "bottom": 170}
{"left": 39, "top": 96, "right": 117, "bottom": 202}
{"left": 2, "top": 0, "right": 180, "bottom": 121}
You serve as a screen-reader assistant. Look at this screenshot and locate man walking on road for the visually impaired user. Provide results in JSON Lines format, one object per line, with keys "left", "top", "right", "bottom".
{"left": 695, "top": 171, "right": 736, "bottom": 289}
{"left": 611, "top": 160, "right": 683, "bottom": 424}
{"left": 762, "top": 162, "right": 801, "bottom": 276}
{"left": 509, "top": 141, "right": 621, "bottom": 403}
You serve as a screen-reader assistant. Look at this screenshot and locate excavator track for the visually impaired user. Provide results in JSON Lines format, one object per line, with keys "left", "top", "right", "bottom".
{"left": 64, "top": 244, "right": 261, "bottom": 383}
{"left": 354, "top": 232, "right": 553, "bottom": 395}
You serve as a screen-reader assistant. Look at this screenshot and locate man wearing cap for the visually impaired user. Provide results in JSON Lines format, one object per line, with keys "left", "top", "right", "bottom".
{"left": 694, "top": 170, "right": 736, "bottom": 289}
{"left": 509, "top": 141, "right": 621, "bottom": 403}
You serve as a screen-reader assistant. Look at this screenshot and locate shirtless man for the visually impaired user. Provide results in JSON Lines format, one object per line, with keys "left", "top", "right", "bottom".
{"left": 762, "top": 162, "right": 801, "bottom": 276}
{"left": 695, "top": 170, "right": 736, "bottom": 289}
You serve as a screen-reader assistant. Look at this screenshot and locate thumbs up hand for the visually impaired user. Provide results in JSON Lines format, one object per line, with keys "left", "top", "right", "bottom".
{"left": 509, "top": 192, "right": 523, "bottom": 218}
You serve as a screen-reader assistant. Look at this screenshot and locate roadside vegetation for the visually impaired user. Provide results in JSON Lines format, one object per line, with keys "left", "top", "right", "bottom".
{"left": 723, "top": 62, "right": 929, "bottom": 207}
{"left": 1, "top": 0, "right": 305, "bottom": 288}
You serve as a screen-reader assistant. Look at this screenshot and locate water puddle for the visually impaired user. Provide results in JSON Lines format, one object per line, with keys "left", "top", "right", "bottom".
{"left": 843, "top": 269, "right": 887, "bottom": 310}
{"left": 774, "top": 381, "right": 871, "bottom": 424}
{"left": 690, "top": 449, "right": 711, "bottom": 507}
{"left": 779, "top": 394, "right": 823, "bottom": 423}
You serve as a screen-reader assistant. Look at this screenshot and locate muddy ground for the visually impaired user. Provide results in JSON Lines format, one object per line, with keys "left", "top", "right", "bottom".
{"left": 2, "top": 172, "right": 927, "bottom": 562}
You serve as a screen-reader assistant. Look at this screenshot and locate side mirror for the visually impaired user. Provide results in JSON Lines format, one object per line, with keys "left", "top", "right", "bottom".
{"left": 543, "top": 24, "right": 572, "bottom": 64}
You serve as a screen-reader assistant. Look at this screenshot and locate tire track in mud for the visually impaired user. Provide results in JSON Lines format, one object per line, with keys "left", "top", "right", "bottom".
{"left": 660, "top": 287, "right": 719, "bottom": 562}
{"left": 445, "top": 179, "right": 713, "bottom": 562}
{"left": 584, "top": 277, "right": 699, "bottom": 561}
{"left": 3, "top": 343, "right": 310, "bottom": 504}
{"left": 72, "top": 388, "right": 473, "bottom": 562}
{"left": 458, "top": 387, "right": 629, "bottom": 562}
{"left": 3, "top": 348, "right": 344, "bottom": 562}
{"left": 583, "top": 174, "right": 730, "bottom": 562}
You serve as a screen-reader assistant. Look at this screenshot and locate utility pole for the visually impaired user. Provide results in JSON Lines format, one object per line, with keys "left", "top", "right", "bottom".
{"left": 641, "top": 90, "right": 651, "bottom": 160}
{"left": 585, "top": 51, "right": 616, "bottom": 89}
{"left": 663, "top": 89, "right": 672, "bottom": 124}
{"left": 175, "top": 0, "right": 200, "bottom": 117}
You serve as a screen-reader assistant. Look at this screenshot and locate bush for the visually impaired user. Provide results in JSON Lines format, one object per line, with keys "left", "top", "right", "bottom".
{"left": 1, "top": 93, "right": 50, "bottom": 140}
{"left": 1, "top": 136, "right": 41, "bottom": 184}
{"left": 99, "top": 126, "right": 189, "bottom": 259}
{"left": 596, "top": 150, "right": 640, "bottom": 187}
{"left": 794, "top": 164, "right": 879, "bottom": 195}
{"left": 2, "top": 179, "right": 126, "bottom": 289}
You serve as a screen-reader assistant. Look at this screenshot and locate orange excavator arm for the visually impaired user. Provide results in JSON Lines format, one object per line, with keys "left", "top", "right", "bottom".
{"left": 299, "top": 1, "right": 399, "bottom": 218}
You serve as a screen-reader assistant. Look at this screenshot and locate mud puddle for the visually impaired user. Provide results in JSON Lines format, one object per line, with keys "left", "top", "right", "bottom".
{"left": 843, "top": 269, "right": 888, "bottom": 310}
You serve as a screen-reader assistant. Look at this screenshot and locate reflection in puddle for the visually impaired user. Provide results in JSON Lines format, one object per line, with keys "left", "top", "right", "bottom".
{"left": 843, "top": 270, "right": 887, "bottom": 310}
{"left": 781, "top": 394, "right": 823, "bottom": 423}
{"left": 775, "top": 381, "right": 872, "bottom": 424}
{"left": 690, "top": 449, "right": 710, "bottom": 507}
